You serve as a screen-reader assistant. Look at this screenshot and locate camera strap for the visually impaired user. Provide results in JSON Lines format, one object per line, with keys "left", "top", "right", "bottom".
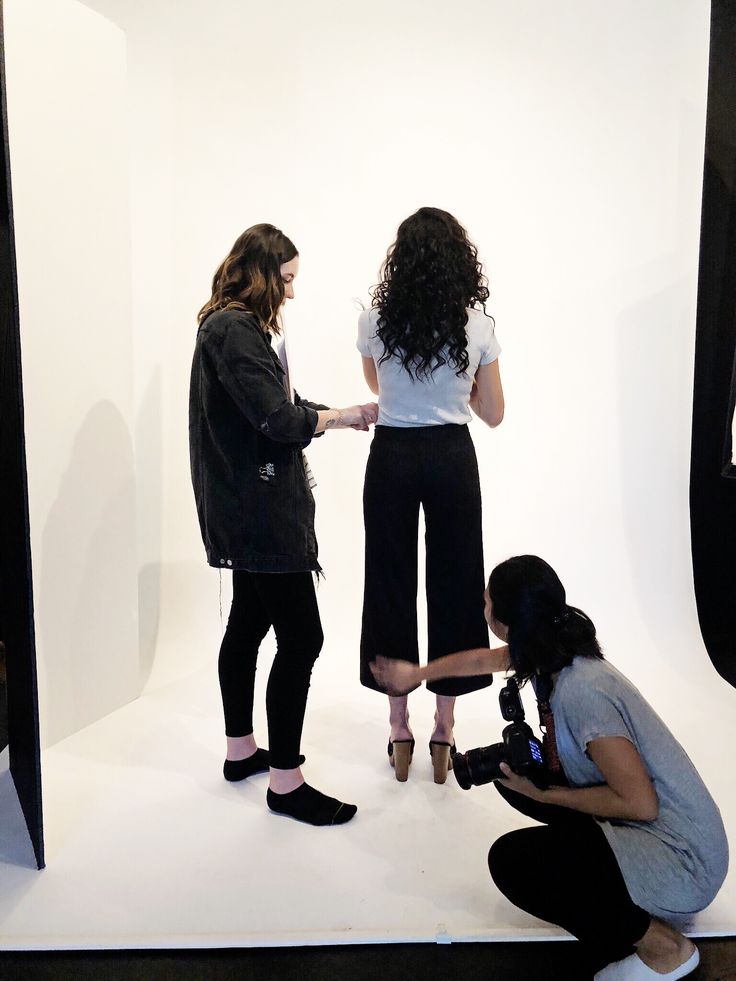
{"left": 535, "top": 673, "right": 562, "bottom": 775}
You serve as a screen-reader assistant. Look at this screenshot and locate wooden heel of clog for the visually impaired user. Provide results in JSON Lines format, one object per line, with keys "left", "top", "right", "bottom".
{"left": 429, "top": 742, "right": 451, "bottom": 784}
{"left": 388, "top": 739, "right": 414, "bottom": 782}
{"left": 429, "top": 741, "right": 457, "bottom": 784}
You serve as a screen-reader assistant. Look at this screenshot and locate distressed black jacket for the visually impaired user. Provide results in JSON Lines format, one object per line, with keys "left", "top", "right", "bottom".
{"left": 189, "top": 309, "right": 327, "bottom": 573}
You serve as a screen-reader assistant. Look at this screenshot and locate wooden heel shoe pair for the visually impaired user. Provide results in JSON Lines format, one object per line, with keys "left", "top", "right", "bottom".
{"left": 388, "top": 738, "right": 456, "bottom": 783}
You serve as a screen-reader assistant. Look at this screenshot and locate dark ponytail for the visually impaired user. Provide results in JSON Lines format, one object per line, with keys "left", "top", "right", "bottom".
{"left": 488, "top": 555, "right": 602, "bottom": 685}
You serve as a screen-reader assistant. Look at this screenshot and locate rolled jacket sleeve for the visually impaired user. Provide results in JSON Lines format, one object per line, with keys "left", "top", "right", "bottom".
{"left": 209, "top": 314, "right": 319, "bottom": 444}
{"left": 294, "top": 391, "right": 330, "bottom": 437}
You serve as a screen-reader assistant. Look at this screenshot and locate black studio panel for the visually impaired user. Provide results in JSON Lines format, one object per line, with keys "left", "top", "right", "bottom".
{"left": 690, "top": 0, "right": 736, "bottom": 689}
{"left": 0, "top": 0, "right": 45, "bottom": 869}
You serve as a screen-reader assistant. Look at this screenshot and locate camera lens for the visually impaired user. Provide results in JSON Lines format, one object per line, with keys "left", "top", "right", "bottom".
{"left": 453, "top": 751, "right": 473, "bottom": 790}
{"left": 453, "top": 744, "right": 508, "bottom": 789}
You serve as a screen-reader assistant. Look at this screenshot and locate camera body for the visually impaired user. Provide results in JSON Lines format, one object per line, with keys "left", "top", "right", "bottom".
{"left": 454, "top": 677, "right": 547, "bottom": 790}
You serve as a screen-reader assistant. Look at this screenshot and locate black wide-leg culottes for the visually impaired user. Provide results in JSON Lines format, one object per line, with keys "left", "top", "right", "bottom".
{"left": 360, "top": 423, "right": 493, "bottom": 696}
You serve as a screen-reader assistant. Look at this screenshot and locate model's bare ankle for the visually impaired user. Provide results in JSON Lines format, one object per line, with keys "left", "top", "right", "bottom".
{"left": 432, "top": 698, "right": 455, "bottom": 744}
{"left": 430, "top": 724, "right": 453, "bottom": 743}
{"left": 636, "top": 920, "right": 695, "bottom": 973}
{"left": 226, "top": 733, "right": 257, "bottom": 761}
{"left": 268, "top": 767, "right": 304, "bottom": 794}
{"left": 389, "top": 695, "right": 412, "bottom": 742}
{"left": 390, "top": 723, "right": 413, "bottom": 741}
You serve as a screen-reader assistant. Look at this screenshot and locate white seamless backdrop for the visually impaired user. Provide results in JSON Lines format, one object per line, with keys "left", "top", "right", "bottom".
{"left": 6, "top": 0, "right": 731, "bottom": 787}
{"left": 4, "top": 0, "right": 139, "bottom": 747}
{"left": 5, "top": 0, "right": 736, "bottom": 949}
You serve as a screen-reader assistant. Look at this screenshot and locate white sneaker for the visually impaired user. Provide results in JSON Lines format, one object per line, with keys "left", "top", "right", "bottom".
{"left": 594, "top": 947, "right": 699, "bottom": 981}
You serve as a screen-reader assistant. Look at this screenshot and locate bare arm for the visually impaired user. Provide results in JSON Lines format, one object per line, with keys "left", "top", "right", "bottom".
{"left": 499, "top": 736, "right": 659, "bottom": 822}
{"left": 469, "top": 360, "right": 504, "bottom": 428}
{"left": 370, "top": 645, "right": 511, "bottom": 694}
{"left": 362, "top": 356, "right": 379, "bottom": 396}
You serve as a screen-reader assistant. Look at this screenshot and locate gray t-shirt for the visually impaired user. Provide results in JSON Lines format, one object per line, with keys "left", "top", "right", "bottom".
{"left": 550, "top": 656, "right": 728, "bottom": 918}
{"left": 356, "top": 306, "right": 500, "bottom": 427}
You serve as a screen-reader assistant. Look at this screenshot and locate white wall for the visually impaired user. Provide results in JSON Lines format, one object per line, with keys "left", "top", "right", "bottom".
{"left": 145, "top": 0, "right": 717, "bottom": 699}
{"left": 7, "top": 0, "right": 732, "bottom": 779}
{"left": 3, "top": 0, "right": 139, "bottom": 746}
{"left": 150, "top": 0, "right": 734, "bottom": 795}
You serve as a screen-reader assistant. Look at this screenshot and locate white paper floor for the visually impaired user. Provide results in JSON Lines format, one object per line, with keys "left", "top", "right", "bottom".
{"left": 1, "top": 656, "right": 734, "bottom": 951}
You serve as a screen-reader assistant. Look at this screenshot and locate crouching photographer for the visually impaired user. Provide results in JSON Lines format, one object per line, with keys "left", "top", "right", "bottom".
{"left": 371, "top": 555, "right": 728, "bottom": 981}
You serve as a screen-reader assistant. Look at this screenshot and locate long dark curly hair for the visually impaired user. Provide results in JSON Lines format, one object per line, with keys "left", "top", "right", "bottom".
{"left": 371, "top": 207, "right": 490, "bottom": 379}
{"left": 198, "top": 224, "right": 297, "bottom": 333}
{"left": 488, "top": 556, "right": 603, "bottom": 685}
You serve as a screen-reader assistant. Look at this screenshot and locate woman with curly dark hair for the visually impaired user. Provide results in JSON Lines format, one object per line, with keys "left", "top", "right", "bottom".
{"left": 358, "top": 207, "right": 504, "bottom": 783}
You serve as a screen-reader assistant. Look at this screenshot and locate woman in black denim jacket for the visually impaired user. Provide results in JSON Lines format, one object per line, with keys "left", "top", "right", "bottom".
{"left": 190, "top": 224, "right": 377, "bottom": 826}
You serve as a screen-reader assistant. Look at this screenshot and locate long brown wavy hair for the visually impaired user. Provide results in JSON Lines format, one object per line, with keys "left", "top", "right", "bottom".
{"left": 197, "top": 224, "right": 298, "bottom": 332}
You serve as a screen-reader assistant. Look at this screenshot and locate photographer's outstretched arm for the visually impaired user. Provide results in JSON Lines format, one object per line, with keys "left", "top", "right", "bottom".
{"left": 499, "top": 736, "right": 659, "bottom": 822}
{"left": 370, "top": 646, "right": 511, "bottom": 694}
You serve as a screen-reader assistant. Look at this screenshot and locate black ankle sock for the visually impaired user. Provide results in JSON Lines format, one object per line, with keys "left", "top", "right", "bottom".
{"left": 266, "top": 783, "right": 357, "bottom": 826}
{"left": 223, "top": 748, "right": 270, "bottom": 781}
{"left": 223, "top": 750, "right": 306, "bottom": 782}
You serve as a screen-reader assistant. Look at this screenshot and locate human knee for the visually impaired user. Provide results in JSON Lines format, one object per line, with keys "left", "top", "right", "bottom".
{"left": 277, "top": 623, "right": 323, "bottom": 671}
{"left": 306, "top": 623, "right": 324, "bottom": 663}
{"left": 488, "top": 831, "right": 523, "bottom": 895}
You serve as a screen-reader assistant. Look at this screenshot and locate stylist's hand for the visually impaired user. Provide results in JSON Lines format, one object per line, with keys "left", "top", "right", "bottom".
{"left": 496, "top": 762, "right": 544, "bottom": 801}
{"left": 370, "top": 655, "right": 420, "bottom": 695}
{"left": 336, "top": 404, "right": 375, "bottom": 431}
{"left": 351, "top": 401, "right": 378, "bottom": 430}
{"left": 362, "top": 402, "right": 379, "bottom": 425}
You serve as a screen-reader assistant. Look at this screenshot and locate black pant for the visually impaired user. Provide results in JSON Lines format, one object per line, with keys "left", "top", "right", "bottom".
{"left": 360, "top": 424, "right": 492, "bottom": 696}
{"left": 489, "top": 782, "right": 651, "bottom": 966}
{"left": 218, "top": 570, "right": 323, "bottom": 769}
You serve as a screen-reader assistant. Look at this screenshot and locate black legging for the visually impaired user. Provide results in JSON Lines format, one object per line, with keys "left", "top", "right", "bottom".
{"left": 489, "top": 782, "right": 652, "bottom": 966}
{"left": 218, "top": 570, "right": 323, "bottom": 769}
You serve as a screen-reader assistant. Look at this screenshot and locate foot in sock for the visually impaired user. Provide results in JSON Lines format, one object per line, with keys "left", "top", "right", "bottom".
{"left": 266, "top": 783, "right": 357, "bottom": 826}
{"left": 223, "top": 750, "right": 305, "bottom": 781}
{"left": 223, "top": 748, "right": 269, "bottom": 781}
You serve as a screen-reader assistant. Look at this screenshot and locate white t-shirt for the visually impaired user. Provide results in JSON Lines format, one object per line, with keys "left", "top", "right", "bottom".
{"left": 356, "top": 306, "right": 501, "bottom": 427}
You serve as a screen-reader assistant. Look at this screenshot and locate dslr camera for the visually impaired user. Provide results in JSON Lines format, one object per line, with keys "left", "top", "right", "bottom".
{"left": 454, "top": 677, "right": 547, "bottom": 790}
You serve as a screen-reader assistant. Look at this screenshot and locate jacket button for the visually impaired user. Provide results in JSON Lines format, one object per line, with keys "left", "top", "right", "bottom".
{"left": 227, "top": 560, "right": 233, "bottom": 567}
{"left": 220, "top": 558, "right": 226, "bottom": 565}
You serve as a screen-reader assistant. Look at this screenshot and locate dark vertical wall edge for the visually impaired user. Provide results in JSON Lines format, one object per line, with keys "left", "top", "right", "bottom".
{"left": 690, "top": 0, "right": 736, "bottom": 689}
{"left": 0, "top": 0, "right": 45, "bottom": 869}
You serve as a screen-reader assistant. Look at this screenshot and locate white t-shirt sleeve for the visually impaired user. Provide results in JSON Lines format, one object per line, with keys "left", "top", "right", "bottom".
{"left": 356, "top": 309, "right": 373, "bottom": 357}
{"left": 478, "top": 313, "right": 501, "bottom": 365}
